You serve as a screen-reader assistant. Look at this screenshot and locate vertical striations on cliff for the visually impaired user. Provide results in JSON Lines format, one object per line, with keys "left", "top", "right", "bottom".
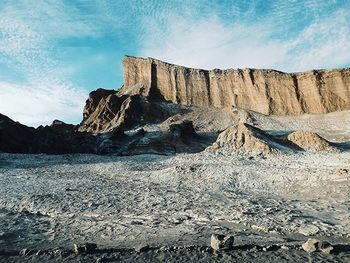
{"left": 121, "top": 56, "right": 350, "bottom": 115}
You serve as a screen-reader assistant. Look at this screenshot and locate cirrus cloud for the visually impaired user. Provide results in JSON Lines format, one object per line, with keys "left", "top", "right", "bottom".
{"left": 141, "top": 2, "right": 350, "bottom": 72}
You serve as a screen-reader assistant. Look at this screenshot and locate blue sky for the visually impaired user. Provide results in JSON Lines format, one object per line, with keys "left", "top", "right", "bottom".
{"left": 0, "top": 0, "right": 350, "bottom": 126}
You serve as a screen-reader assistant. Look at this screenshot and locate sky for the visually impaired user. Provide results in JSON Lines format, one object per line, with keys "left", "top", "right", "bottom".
{"left": 0, "top": 0, "right": 350, "bottom": 127}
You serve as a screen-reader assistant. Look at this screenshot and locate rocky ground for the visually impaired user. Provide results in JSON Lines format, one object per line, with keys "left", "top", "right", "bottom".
{"left": 1, "top": 150, "right": 350, "bottom": 262}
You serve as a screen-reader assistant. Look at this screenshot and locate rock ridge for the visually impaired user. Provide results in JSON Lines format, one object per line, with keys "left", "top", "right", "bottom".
{"left": 121, "top": 56, "right": 350, "bottom": 115}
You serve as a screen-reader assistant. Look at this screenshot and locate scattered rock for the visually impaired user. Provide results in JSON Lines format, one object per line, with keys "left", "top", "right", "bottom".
{"left": 96, "top": 256, "right": 111, "bottom": 263}
{"left": 320, "top": 243, "right": 334, "bottom": 254}
{"left": 210, "top": 234, "right": 235, "bottom": 251}
{"left": 122, "top": 120, "right": 202, "bottom": 155}
{"left": 135, "top": 244, "right": 150, "bottom": 253}
{"left": 298, "top": 225, "right": 319, "bottom": 236}
{"left": 302, "top": 239, "right": 334, "bottom": 254}
{"left": 19, "top": 248, "right": 29, "bottom": 256}
{"left": 280, "top": 245, "right": 289, "bottom": 250}
{"left": 336, "top": 168, "right": 349, "bottom": 176}
{"left": 73, "top": 243, "right": 97, "bottom": 254}
{"left": 159, "top": 246, "right": 167, "bottom": 251}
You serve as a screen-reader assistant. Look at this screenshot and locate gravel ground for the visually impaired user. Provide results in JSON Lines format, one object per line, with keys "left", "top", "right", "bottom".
{"left": 0, "top": 151, "right": 350, "bottom": 262}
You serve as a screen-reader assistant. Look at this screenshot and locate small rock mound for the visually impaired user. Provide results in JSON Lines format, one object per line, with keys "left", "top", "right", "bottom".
{"left": 208, "top": 123, "right": 286, "bottom": 155}
{"left": 287, "top": 131, "right": 338, "bottom": 152}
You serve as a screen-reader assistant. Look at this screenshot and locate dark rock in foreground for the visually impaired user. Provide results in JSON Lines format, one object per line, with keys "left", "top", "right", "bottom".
{"left": 0, "top": 114, "right": 96, "bottom": 154}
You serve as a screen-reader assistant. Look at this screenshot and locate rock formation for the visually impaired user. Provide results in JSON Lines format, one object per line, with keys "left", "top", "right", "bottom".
{"left": 287, "top": 131, "right": 338, "bottom": 152}
{"left": 79, "top": 89, "right": 144, "bottom": 133}
{"left": 2, "top": 55, "right": 350, "bottom": 155}
{"left": 208, "top": 123, "right": 288, "bottom": 155}
{"left": 0, "top": 114, "right": 96, "bottom": 154}
{"left": 210, "top": 234, "right": 235, "bottom": 251}
{"left": 79, "top": 87, "right": 182, "bottom": 134}
{"left": 302, "top": 239, "right": 334, "bottom": 254}
{"left": 0, "top": 113, "right": 37, "bottom": 153}
{"left": 121, "top": 56, "right": 350, "bottom": 115}
{"left": 121, "top": 120, "right": 205, "bottom": 156}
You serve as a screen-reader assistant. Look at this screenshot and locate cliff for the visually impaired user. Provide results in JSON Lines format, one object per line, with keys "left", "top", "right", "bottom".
{"left": 121, "top": 56, "right": 350, "bottom": 115}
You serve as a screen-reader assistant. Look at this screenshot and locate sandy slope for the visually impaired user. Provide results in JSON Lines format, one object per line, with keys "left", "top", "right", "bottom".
{"left": 0, "top": 151, "right": 350, "bottom": 262}
{"left": 251, "top": 110, "right": 350, "bottom": 142}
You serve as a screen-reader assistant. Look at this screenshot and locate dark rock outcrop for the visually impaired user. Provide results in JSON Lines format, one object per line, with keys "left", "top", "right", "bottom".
{"left": 49, "top": 120, "right": 76, "bottom": 134}
{"left": 0, "top": 114, "right": 96, "bottom": 154}
{"left": 121, "top": 120, "right": 204, "bottom": 156}
{"left": 0, "top": 113, "right": 38, "bottom": 153}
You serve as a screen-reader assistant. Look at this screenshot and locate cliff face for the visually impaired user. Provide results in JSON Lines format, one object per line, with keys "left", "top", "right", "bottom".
{"left": 122, "top": 56, "right": 350, "bottom": 115}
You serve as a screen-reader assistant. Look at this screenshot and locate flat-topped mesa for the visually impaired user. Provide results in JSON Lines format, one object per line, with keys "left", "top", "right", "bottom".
{"left": 122, "top": 55, "right": 350, "bottom": 115}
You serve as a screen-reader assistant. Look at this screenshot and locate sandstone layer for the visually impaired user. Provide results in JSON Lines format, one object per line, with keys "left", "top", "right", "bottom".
{"left": 121, "top": 56, "right": 350, "bottom": 115}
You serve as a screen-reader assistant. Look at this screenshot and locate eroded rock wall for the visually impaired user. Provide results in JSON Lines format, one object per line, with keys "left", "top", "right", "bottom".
{"left": 122, "top": 56, "right": 350, "bottom": 115}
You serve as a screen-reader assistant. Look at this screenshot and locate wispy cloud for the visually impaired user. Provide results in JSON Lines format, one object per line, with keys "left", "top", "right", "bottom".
{"left": 286, "top": 8, "right": 350, "bottom": 71}
{"left": 141, "top": 1, "right": 350, "bottom": 72}
{"left": 0, "top": 80, "right": 86, "bottom": 127}
{"left": 142, "top": 15, "right": 288, "bottom": 70}
{"left": 0, "top": 1, "right": 92, "bottom": 126}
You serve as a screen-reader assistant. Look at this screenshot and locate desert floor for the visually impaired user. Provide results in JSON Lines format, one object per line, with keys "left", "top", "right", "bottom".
{"left": 1, "top": 150, "right": 350, "bottom": 262}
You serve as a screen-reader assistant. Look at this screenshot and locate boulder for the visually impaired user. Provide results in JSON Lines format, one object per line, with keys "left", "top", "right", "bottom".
{"left": 302, "top": 239, "right": 334, "bottom": 254}
{"left": 73, "top": 243, "right": 97, "bottom": 254}
{"left": 210, "top": 234, "right": 234, "bottom": 251}
{"left": 336, "top": 168, "right": 349, "bottom": 176}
